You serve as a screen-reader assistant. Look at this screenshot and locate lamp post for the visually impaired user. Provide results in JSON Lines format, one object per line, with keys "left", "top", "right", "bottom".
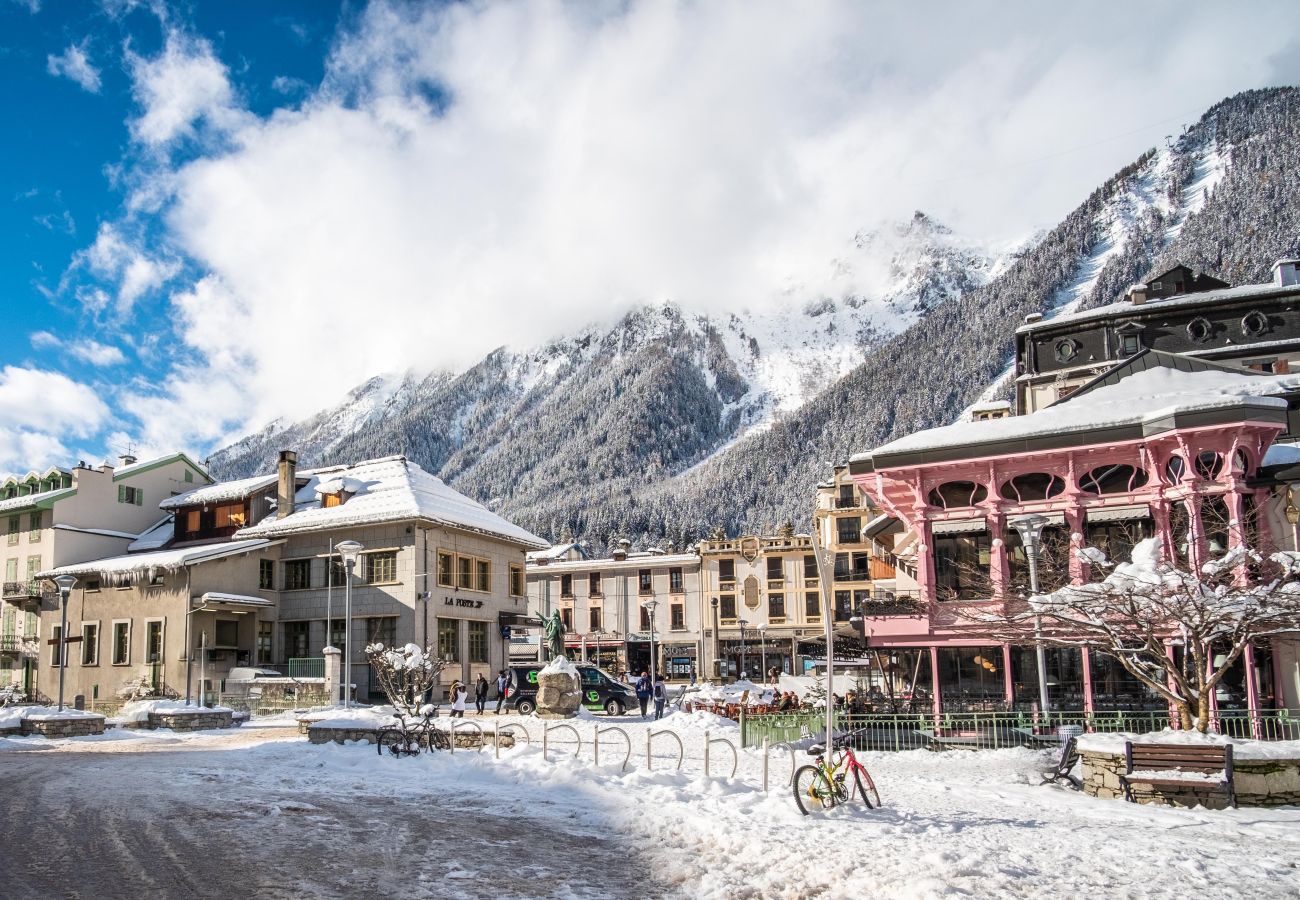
{"left": 336, "top": 540, "right": 364, "bottom": 708}
{"left": 184, "top": 598, "right": 213, "bottom": 705}
{"left": 1010, "top": 514, "right": 1051, "bottom": 715}
{"left": 757, "top": 623, "right": 768, "bottom": 682}
{"left": 53, "top": 575, "right": 76, "bottom": 712}
{"left": 737, "top": 618, "right": 748, "bottom": 680}
{"left": 643, "top": 599, "right": 659, "bottom": 676}
{"left": 710, "top": 597, "right": 719, "bottom": 680}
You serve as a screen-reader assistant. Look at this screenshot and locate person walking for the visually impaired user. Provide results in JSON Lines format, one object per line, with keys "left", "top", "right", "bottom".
{"left": 494, "top": 669, "right": 509, "bottom": 714}
{"left": 450, "top": 680, "right": 468, "bottom": 718}
{"left": 474, "top": 674, "right": 489, "bottom": 715}
{"left": 635, "top": 670, "right": 652, "bottom": 718}
{"left": 652, "top": 674, "right": 668, "bottom": 720}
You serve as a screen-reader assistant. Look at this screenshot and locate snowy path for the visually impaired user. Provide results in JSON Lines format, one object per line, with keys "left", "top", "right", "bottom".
{"left": 3, "top": 712, "right": 1300, "bottom": 899}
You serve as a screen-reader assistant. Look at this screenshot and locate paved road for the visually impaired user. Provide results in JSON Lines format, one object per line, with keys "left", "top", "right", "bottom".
{"left": 0, "top": 727, "right": 669, "bottom": 900}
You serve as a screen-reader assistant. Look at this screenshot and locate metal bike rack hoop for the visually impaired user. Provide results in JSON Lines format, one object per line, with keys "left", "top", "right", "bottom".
{"left": 704, "top": 732, "right": 738, "bottom": 779}
{"left": 595, "top": 726, "right": 632, "bottom": 772}
{"left": 450, "top": 720, "right": 485, "bottom": 753}
{"left": 647, "top": 729, "right": 684, "bottom": 772}
{"left": 543, "top": 723, "right": 583, "bottom": 762}
{"left": 764, "top": 739, "right": 798, "bottom": 791}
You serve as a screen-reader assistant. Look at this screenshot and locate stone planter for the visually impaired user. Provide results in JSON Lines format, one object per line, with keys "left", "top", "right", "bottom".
{"left": 1081, "top": 746, "right": 1300, "bottom": 809}
{"left": 19, "top": 714, "right": 106, "bottom": 738}
{"left": 147, "top": 709, "right": 234, "bottom": 731}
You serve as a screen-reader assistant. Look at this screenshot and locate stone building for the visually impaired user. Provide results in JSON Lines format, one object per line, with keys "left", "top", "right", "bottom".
{"left": 40, "top": 452, "right": 546, "bottom": 705}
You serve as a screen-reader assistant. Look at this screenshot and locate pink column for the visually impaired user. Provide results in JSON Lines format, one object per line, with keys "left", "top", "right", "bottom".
{"left": 1081, "top": 646, "right": 1094, "bottom": 716}
{"left": 1002, "top": 643, "right": 1014, "bottom": 707}
{"left": 987, "top": 510, "right": 1007, "bottom": 598}
{"left": 1065, "top": 506, "right": 1086, "bottom": 584}
{"left": 929, "top": 645, "right": 942, "bottom": 721}
{"left": 1223, "top": 490, "right": 1249, "bottom": 586}
{"left": 1244, "top": 643, "right": 1262, "bottom": 740}
{"left": 1186, "top": 494, "right": 1207, "bottom": 574}
{"left": 1151, "top": 499, "right": 1175, "bottom": 564}
{"left": 915, "top": 518, "right": 935, "bottom": 601}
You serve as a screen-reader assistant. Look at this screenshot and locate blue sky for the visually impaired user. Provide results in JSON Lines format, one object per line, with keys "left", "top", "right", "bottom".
{"left": 0, "top": 0, "right": 1297, "bottom": 477}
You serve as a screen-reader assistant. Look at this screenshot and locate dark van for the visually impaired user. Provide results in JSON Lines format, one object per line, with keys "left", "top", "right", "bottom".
{"left": 507, "top": 664, "right": 638, "bottom": 716}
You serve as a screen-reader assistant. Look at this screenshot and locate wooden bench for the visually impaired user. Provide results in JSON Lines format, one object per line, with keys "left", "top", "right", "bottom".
{"left": 1040, "top": 735, "right": 1081, "bottom": 789}
{"left": 1121, "top": 741, "right": 1236, "bottom": 808}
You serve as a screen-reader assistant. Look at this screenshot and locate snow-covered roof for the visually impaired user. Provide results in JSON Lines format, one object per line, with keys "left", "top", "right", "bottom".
{"left": 38, "top": 538, "right": 277, "bottom": 582}
{"left": 235, "top": 455, "right": 547, "bottom": 549}
{"left": 197, "top": 591, "right": 274, "bottom": 608}
{"left": 1016, "top": 282, "right": 1299, "bottom": 334}
{"left": 527, "top": 551, "right": 701, "bottom": 573}
{"left": 159, "top": 473, "right": 279, "bottom": 510}
{"left": 0, "top": 485, "right": 74, "bottom": 513}
{"left": 51, "top": 523, "right": 138, "bottom": 540}
{"left": 526, "top": 542, "right": 586, "bottom": 563}
{"left": 856, "top": 367, "right": 1300, "bottom": 464}
{"left": 113, "top": 451, "right": 210, "bottom": 482}
{"left": 128, "top": 517, "right": 174, "bottom": 552}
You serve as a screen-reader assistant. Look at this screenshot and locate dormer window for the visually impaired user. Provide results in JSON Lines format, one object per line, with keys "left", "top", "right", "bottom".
{"left": 1116, "top": 322, "right": 1145, "bottom": 357}
{"left": 1242, "top": 310, "right": 1270, "bottom": 338}
{"left": 322, "top": 492, "right": 344, "bottom": 508}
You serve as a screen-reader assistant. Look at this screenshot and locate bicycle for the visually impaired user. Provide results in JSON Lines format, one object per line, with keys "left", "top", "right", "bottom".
{"left": 793, "top": 729, "right": 881, "bottom": 815}
{"left": 376, "top": 710, "right": 451, "bottom": 757}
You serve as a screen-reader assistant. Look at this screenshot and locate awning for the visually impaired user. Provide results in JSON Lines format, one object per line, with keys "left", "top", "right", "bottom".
{"left": 932, "top": 518, "right": 987, "bottom": 535}
{"left": 194, "top": 592, "right": 274, "bottom": 608}
{"left": 1086, "top": 504, "right": 1151, "bottom": 523}
{"left": 863, "top": 513, "right": 900, "bottom": 539}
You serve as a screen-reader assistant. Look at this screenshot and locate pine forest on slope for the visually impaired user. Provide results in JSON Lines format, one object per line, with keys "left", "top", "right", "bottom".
{"left": 210, "top": 88, "right": 1300, "bottom": 551}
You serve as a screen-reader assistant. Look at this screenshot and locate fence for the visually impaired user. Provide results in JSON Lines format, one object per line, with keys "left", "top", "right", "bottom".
{"left": 738, "top": 708, "right": 1300, "bottom": 750}
{"left": 287, "top": 658, "right": 325, "bottom": 679}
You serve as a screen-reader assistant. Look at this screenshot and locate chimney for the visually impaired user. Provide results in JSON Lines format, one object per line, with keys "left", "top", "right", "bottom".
{"left": 1127, "top": 283, "right": 1149, "bottom": 305}
{"left": 1273, "top": 259, "right": 1300, "bottom": 288}
{"left": 612, "top": 538, "right": 631, "bottom": 561}
{"left": 119, "top": 453, "right": 137, "bottom": 467}
{"left": 276, "top": 450, "right": 298, "bottom": 519}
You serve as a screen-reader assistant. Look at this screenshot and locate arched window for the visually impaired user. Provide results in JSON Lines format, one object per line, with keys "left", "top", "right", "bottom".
{"left": 1163, "top": 455, "right": 1186, "bottom": 486}
{"left": 1195, "top": 451, "right": 1224, "bottom": 480}
{"left": 1230, "top": 449, "right": 1250, "bottom": 475}
{"left": 999, "top": 472, "right": 1065, "bottom": 502}
{"left": 1079, "top": 464, "right": 1149, "bottom": 495}
{"left": 927, "top": 481, "right": 988, "bottom": 509}
{"left": 1186, "top": 317, "right": 1213, "bottom": 343}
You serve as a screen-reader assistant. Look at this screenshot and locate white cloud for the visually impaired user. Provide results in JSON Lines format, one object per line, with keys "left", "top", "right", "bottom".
{"left": 73, "top": 222, "right": 178, "bottom": 314}
{"left": 127, "top": 32, "right": 247, "bottom": 146}
{"left": 47, "top": 40, "right": 102, "bottom": 93}
{"left": 0, "top": 366, "right": 108, "bottom": 436}
{"left": 83, "top": 0, "right": 1300, "bottom": 452}
{"left": 9, "top": 0, "right": 40, "bottom": 14}
{"left": 32, "top": 332, "right": 127, "bottom": 367}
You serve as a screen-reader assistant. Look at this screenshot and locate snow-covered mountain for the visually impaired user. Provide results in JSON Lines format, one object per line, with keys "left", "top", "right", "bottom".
{"left": 210, "top": 210, "right": 1007, "bottom": 483}
{"left": 212, "top": 88, "right": 1300, "bottom": 550}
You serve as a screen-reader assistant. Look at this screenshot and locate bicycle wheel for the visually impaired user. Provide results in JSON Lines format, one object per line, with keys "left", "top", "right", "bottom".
{"left": 853, "top": 767, "right": 881, "bottom": 809}
{"left": 377, "top": 726, "right": 406, "bottom": 757}
{"left": 427, "top": 727, "right": 450, "bottom": 751}
{"left": 793, "top": 765, "right": 837, "bottom": 816}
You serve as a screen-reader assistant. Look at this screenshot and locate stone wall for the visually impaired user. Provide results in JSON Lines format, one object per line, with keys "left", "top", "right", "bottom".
{"left": 19, "top": 715, "right": 107, "bottom": 738}
{"left": 148, "top": 709, "right": 235, "bottom": 731}
{"left": 1083, "top": 748, "right": 1300, "bottom": 809}
{"left": 307, "top": 723, "right": 515, "bottom": 750}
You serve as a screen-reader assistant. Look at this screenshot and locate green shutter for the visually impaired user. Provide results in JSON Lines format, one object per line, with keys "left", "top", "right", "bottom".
{"left": 118, "top": 485, "right": 126, "bottom": 503}
{"left": 135, "top": 490, "right": 143, "bottom": 506}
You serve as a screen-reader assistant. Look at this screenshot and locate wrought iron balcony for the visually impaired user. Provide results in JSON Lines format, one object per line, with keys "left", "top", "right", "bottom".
{"left": 2, "top": 580, "right": 51, "bottom": 602}
{"left": 0, "top": 634, "right": 39, "bottom": 656}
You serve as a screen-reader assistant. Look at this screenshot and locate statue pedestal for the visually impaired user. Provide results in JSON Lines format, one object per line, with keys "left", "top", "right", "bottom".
{"left": 535, "top": 660, "right": 582, "bottom": 719}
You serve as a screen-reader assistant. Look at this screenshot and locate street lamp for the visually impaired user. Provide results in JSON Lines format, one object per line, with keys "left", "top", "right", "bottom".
{"left": 737, "top": 618, "right": 748, "bottom": 681}
{"left": 643, "top": 599, "right": 659, "bottom": 677}
{"left": 757, "top": 623, "right": 768, "bottom": 682}
{"left": 1010, "top": 514, "right": 1051, "bottom": 715}
{"left": 710, "top": 597, "right": 720, "bottom": 680}
{"left": 53, "top": 574, "right": 76, "bottom": 712}
{"left": 336, "top": 540, "right": 364, "bottom": 708}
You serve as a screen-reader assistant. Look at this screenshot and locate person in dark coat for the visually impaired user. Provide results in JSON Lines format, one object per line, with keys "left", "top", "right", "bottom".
{"left": 494, "top": 670, "right": 509, "bottom": 714}
{"left": 475, "top": 674, "right": 489, "bottom": 715}
{"left": 653, "top": 675, "right": 668, "bottom": 720}
{"left": 635, "top": 670, "right": 652, "bottom": 717}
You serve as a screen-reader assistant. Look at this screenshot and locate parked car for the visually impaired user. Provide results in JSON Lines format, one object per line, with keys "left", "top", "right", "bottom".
{"left": 225, "top": 667, "right": 284, "bottom": 682}
{"left": 507, "top": 664, "right": 638, "bottom": 716}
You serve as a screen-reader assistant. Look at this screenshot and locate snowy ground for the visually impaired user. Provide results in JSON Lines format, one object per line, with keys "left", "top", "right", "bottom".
{"left": 3, "top": 708, "right": 1299, "bottom": 899}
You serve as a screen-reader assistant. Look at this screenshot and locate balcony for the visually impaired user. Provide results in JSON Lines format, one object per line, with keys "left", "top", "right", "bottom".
{"left": 2, "top": 580, "right": 51, "bottom": 602}
{"left": 0, "top": 634, "right": 39, "bottom": 657}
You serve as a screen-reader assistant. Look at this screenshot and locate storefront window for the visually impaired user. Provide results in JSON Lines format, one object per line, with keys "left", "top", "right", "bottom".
{"left": 935, "top": 646, "right": 1004, "bottom": 710}
{"left": 1011, "top": 646, "right": 1083, "bottom": 710}
{"left": 933, "top": 532, "right": 991, "bottom": 600}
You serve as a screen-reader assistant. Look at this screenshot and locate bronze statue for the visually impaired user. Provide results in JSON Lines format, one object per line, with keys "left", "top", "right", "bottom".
{"left": 542, "top": 609, "right": 567, "bottom": 660}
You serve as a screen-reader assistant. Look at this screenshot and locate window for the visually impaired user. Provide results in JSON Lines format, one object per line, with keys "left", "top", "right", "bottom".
{"left": 850, "top": 552, "right": 869, "bottom": 580}
{"left": 438, "top": 618, "right": 460, "bottom": 661}
{"left": 803, "top": 554, "right": 818, "bottom": 584}
{"left": 457, "top": 556, "right": 473, "bottom": 590}
{"left": 327, "top": 558, "right": 346, "bottom": 587}
{"left": 257, "top": 621, "right": 273, "bottom": 664}
{"left": 1053, "top": 339, "right": 1079, "bottom": 362}
{"left": 50, "top": 624, "right": 63, "bottom": 666}
{"left": 328, "top": 619, "right": 346, "bottom": 648}
{"left": 719, "top": 594, "right": 736, "bottom": 623}
{"left": 437, "top": 551, "right": 454, "bottom": 587}
{"left": 468, "top": 621, "right": 488, "bottom": 663}
{"left": 258, "top": 560, "right": 274, "bottom": 590}
{"left": 769, "top": 593, "right": 786, "bottom": 623}
{"left": 184, "top": 469, "right": 194, "bottom": 483}
{"left": 638, "top": 569, "right": 652, "bottom": 595}
{"left": 589, "top": 607, "right": 602, "bottom": 630}
{"left": 283, "top": 559, "right": 311, "bottom": 590}
{"left": 284, "top": 622, "right": 310, "bottom": 658}
{"left": 118, "top": 485, "right": 144, "bottom": 505}
{"left": 213, "top": 503, "right": 245, "bottom": 528}
{"left": 640, "top": 605, "right": 651, "bottom": 630}
{"left": 834, "top": 590, "right": 853, "bottom": 621}
{"left": 112, "top": 622, "right": 130, "bottom": 665}
{"left": 321, "top": 492, "right": 343, "bottom": 508}
{"left": 510, "top": 564, "right": 524, "bottom": 597}
{"left": 27, "top": 512, "right": 41, "bottom": 542}
{"left": 474, "top": 559, "right": 490, "bottom": 592}
{"left": 214, "top": 620, "right": 238, "bottom": 648}
{"left": 145, "top": 621, "right": 164, "bottom": 664}
{"left": 671, "top": 604, "right": 685, "bottom": 630}
{"left": 1187, "top": 317, "right": 1213, "bottom": 343}
{"left": 25, "top": 556, "right": 40, "bottom": 579}
{"left": 560, "top": 607, "right": 573, "bottom": 630}
{"left": 4, "top": 558, "right": 15, "bottom": 582}
{"left": 588, "top": 572, "right": 601, "bottom": 596}
{"left": 805, "top": 591, "right": 821, "bottom": 622}
{"left": 1120, "top": 333, "right": 1141, "bottom": 356}
{"left": 366, "top": 616, "right": 397, "bottom": 648}
{"left": 837, "top": 484, "right": 856, "bottom": 508}
{"left": 669, "top": 567, "right": 684, "bottom": 593}
{"left": 834, "top": 553, "right": 850, "bottom": 581}
{"left": 7, "top": 516, "right": 17, "bottom": 546}
{"left": 837, "top": 517, "right": 861, "bottom": 544}
{"left": 766, "top": 556, "right": 783, "bottom": 584}
{"left": 185, "top": 510, "right": 200, "bottom": 534}
{"left": 560, "top": 574, "right": 574, "bottom": 597}
{"left": 933, "top": 532, "right": 992, "bottom": 601}
{"left": 366, "top": 551, "right": 398, "bottom": 584}
{"left": 719, "top": 559, "right": 735, "bottom": 585}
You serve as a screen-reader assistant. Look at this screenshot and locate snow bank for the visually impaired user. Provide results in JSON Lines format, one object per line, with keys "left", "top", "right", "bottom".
{"left": 1078, "top": 729, "right": 1300, "bottom": 760}
{"left": 539, "top": 656, "right": 579, "bottom": 678}
{"left": 0, "top": 705, "right": 105, "bottom": 727}
{"left": 117, "top": 699, "right": 232, "bottom": 725}
{"left": 691, "top": 680, "right": 775, "bottom": 705}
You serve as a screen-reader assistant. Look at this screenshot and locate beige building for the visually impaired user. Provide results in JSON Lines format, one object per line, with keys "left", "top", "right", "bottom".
{"left": 40, "top": 452, "right": 547, "bottom": 705}
{"left": 0, "top": 453, "right": 210, "bottom": 699}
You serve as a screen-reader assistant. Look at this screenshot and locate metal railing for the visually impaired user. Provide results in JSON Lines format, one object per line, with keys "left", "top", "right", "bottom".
{"left": 0, "top": 634, "right": 38, "bottom": 655}
{"left": 739, "top": 709, "right": 1300, "bottom": 750}
{"left": 2, "top": 580, "right": 49, "bottom": 601}
{"left": 287, "top": 657, "right": 325, "bottom": 678}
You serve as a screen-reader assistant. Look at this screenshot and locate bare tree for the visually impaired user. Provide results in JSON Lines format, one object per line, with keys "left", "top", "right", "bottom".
{"left": 365, "top": 643, "right": 448, "bottom": 717}
{"left": 962, "top": 536, "right": 1300, "bottom": 732}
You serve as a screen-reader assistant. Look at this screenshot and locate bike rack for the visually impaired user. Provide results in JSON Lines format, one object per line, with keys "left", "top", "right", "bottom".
{"left": 594, "top": 726, "right": 632, "bottom": 772}
{"left": 493, "top": 722, "right": 532, "bottom": 759}
{"left": 646, "top": 729, "right": 684, "bottom": 772}
{"left": 448, "top": 720, "right": 484, "bottom": 754}
{"left": 762, "top": 738, "right": 797, "bottom": 792}
{"left": 542, "top": 723, "right": 583, "bottom": 762}
{"left": 703, "top": 730, "right": 738, "bottom": 779}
